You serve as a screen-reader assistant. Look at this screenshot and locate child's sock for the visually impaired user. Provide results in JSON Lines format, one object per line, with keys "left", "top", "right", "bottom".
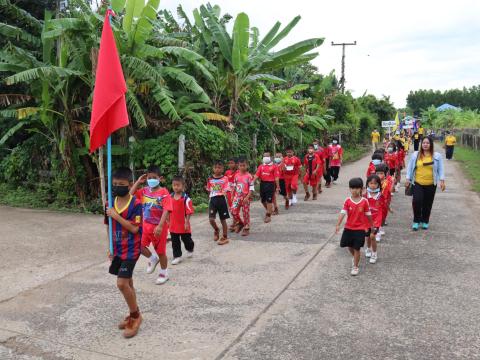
{"left": 150, "top": 254, "right": 159, "bottom": 262}
{"left": 159, "top": 268, "right": 168, "bottom": 277}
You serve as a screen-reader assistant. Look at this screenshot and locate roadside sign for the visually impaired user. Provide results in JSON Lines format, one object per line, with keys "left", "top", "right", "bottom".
{"left": 382, "top": 120, "right": 396, "bottom": 128}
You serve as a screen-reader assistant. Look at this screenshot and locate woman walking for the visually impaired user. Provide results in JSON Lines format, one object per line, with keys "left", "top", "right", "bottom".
{"left": 444, "top": 131, "right": 456, "bottom": 160}
{"left": 405, "top": 137, "right": 445, "bottom": 231}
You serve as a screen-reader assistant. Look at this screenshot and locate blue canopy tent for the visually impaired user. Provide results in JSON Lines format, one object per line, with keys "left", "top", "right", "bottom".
{"left": 436, "top": 103, "right": 460, "bottom": 112}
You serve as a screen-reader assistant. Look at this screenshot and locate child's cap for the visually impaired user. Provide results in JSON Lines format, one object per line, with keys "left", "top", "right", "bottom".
{"left": 348, "top": 177, "right": 363, "bottom": 189}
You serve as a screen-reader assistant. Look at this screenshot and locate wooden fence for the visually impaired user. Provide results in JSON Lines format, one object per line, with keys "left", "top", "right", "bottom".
{"left": 455, "top": 128, "right": 480, "bottom": 150}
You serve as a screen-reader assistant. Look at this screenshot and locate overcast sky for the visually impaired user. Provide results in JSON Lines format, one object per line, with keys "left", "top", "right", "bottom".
{"left": 162, "top": 0, "right": 480, "bottom": 108}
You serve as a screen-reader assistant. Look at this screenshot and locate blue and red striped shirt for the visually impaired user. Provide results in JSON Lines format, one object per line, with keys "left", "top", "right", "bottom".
{"left": 105, "top": 195, "right": 143, "bottom": 261}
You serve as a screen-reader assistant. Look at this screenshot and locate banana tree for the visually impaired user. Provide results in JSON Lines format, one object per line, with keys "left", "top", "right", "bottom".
{"left": 189, "top": 4, "right": 324, "bottom": 119}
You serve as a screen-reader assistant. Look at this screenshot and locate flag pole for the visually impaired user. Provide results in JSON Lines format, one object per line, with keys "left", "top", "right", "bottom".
{"left": 107, "top": 8, "right": 113, "bottom": 255}
{"left": 107, "top": 136, "right": 113, "bottom": 255}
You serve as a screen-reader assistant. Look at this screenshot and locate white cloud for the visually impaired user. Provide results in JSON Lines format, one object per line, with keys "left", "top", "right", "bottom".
{"left": 163, "top": 0, "right": 480, "bottom": 107}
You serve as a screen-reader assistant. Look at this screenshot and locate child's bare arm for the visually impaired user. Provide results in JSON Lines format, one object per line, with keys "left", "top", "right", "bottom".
{"left": 335, "top": 213, "right": 345, "bottom": 233}
{"left": 106, "top": 208, "right": 139, "bottom": 234}
{"left": 154, "top": 211, "right": 170, "bottom": 236}
{"left": 130, "top": 174, "right": 147, "bottom": 195}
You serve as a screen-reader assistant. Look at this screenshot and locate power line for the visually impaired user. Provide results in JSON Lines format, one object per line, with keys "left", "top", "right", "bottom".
{"left": 331, "top": 41, "right": 357, "bottom": 93}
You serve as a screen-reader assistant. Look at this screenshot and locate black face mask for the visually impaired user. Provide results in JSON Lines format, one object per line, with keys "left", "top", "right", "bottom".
{"left": 112, "top": 185, "right": 129, "bottom": 197}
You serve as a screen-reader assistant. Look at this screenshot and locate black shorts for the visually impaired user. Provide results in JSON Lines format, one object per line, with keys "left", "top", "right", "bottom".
{"left": 209, "top": 195, "right": 230, "bottom": 220}
{"left": 109, "top": 256, "right": 137, "bottom": 279}
{"left": 260, "top": 181, "right": 275, "bottom": 203}
{"left": 340, "top": 229, "right": 367, "bottom": 250}
{"left": 389, "top": 168, "right": 395, "bottom": 176}
{"left": 278, "top": 179, "right": 287, "bottom": 197}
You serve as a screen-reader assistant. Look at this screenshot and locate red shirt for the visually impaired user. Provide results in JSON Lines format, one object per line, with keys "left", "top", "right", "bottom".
{"left": 303, "top": 154, "right": 322, "bottom": 175}
{"left": 364, "top": 191, "right": 384, "bottom": 228}
{"left": 397, "top": 149, "right": 405, "bottom": 166}
{"left": 283, "top": 156, "right": 301, "bottom": 176}
{"left": 384, "top": 152, "right": 397, "bottom": 170}
{"left": 206, "top": 175, "right": 230, "bottom": 197}
{"left": 255, "top": 163, "right": 279, "bottom": 182}
{"left": 224, "top": 169, "right": 238, "bottom": 191}
{"left": 381, "top": 177, "right": 393, "bottom": 205}
{"left": 104, "top": 195, "right": 143, "bottom": 261}
{"left": 329, "top": 145, "right": 343, "bottom": 167}
{"left": 169, "top": 193, "right": 194, "bottom": 234}
{"left": 275, "top": 163, "right": 285, "bottom": 179}
{"left": 135, "top": 187, "right": 173, "bottom": 225}
{"left": 366, "top": 162, "right": 376, "bottom": 178}
{"left": 315, "top": 147, "right": 328, "bottom": 161}
{"left": 341, "top": 197, "right": 371, "bottom": 231}
{"left": 234, "top": 172, "right": 254, "bottom": 196}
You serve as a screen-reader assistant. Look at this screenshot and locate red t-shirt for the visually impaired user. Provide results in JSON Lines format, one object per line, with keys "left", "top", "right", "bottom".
{"left": 329, "top": 145, "right": 343, "bottom": 167}
{"left": 397, "top": 149, "right": 405, "bottom": 166}
{"left": 104, "top": 195, "right": 143, "bottom": 261}
{"left": 234, "top": 172, "right": 254, "bottom": 196}
{"left": 381, "top": 177, "right": 393, "bottom": 205}
{"left": 341, "top": 197, "right": 371, "bottom": 231}
{"left": 364, "top": 192, "right": 384, "bottom": 228}
{"left": 255, "top": 163, "right": 279, "bottom": 182}
{"left": 135, "top": 187, "right": 173, "bottom": 225}
{"left": 283, "top": 156, "right": 301, "bottom": 176}
{"left": 366, "top": 162, "right": 376, "bottom": 178}
{"left": 384, "top": 152, "right": 397, "bottom": 170}
{"left": 169, "top": 193, "right": 194, "bottom": 234}
{"left": 206, "top": 175, "right": 230, "bottom": 197}
{"left": 275, "top": 163, "right": 285, "bottom": 179}
{"left": 303, "top": 154, "right": 322, "bottom": 175}
{"left": 224, "top": 169, "right": 238, "bottom": 191}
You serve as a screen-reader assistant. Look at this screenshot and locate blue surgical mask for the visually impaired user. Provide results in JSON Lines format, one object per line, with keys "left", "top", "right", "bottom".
{"left": 274, "top": 157, "right": 282, "bottom": 164}
{"left": 147, "top": 178, "right": 160, "bottom": 188}
{"left": 367, "top": 187, "right": 380, "bottom": 193}
{"left": 372, "top": 159, "right": 382, "bottom": 166}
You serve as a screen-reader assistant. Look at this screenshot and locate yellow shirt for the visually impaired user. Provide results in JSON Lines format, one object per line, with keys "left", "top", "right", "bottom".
{"left": 415, "top": 155, "right": 434, "bottom": 186}
{"left": 445, "top": 135, "right": 456, "bottom": 146}
{"left": 418, "top": 127, "right": 424, "bottom": 135}
{"left": 371, "top": 131, "right": 380, "bottom": 143}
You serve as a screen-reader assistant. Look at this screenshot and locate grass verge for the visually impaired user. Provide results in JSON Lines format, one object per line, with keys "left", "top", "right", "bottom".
{"left": 343, "top": 144, "right": 371, "bottom": 164}
{"left": 454, "top": 146, "right": 480, "bottom": 193}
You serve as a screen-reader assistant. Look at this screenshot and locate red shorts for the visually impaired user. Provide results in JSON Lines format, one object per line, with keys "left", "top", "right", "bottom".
{"left": 141, "top": 222, "right": 169, "bottom": 255}
{"left": 284, "top": 174, "right": 299, "bottom": 195}
{"left": 303, "top": 172, "right": 321, "bottom": 186}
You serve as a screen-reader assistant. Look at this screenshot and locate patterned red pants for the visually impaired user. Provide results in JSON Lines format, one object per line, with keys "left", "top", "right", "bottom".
{"left": 231, "top": 194, "right": 250, "bottom": 227}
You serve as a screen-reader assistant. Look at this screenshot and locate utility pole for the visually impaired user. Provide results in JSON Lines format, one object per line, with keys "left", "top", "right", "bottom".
{"left": 331, "top": 41, "right": 357, "bottom": 93}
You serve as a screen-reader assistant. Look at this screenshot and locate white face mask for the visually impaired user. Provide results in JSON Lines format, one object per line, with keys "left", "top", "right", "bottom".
{"left": 332, "top": 140, "right": 338, "bottom": 145}
{"left": 262, "top": 156, "right": 271, "bottom": 164}
{"left": 274, "top": 157, "right": 282, "bottom": 164}
{"left": 313, "top": 144, "right": 319, "bottom": 150}
{"left": 387, "top": 148, "right": 394, "bottom": 153}
{"left": 372, "top": 159, "right": 382, "bottom": 166}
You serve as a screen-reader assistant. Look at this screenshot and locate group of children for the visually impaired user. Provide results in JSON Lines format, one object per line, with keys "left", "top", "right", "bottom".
{"left": 104, "top": 138, "right": 346, "bottom": 338}
{"left": 336, "top": 134, "right": 410, "bottom": 276}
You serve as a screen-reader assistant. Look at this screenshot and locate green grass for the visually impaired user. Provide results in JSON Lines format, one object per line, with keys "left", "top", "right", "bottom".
{"left": 454, "top": 146, "right": 480, "bottom": 193}
{"left": 343, "top": 144, "right": 371, "bottom": 163}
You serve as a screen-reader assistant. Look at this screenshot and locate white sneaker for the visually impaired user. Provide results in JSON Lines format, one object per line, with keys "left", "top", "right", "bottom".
{"left": 379, "top": 227, "right": 386, "bottom": 236}
{"left": 365, "top": 248, "right": 372, "bottom": 258}
{"left": 292, "top": 196, "right": 298, "bottom": 204}
{"left": 351, "top": 267, "right": 359, "bottom": 276}
{"left": 376, "top": 233, "right": 381, "bottom": 242}
{"left": 185, "top": 251, "right": 193, "bottom": 258}
{"left": 369, "top": 253, "right": 377, "bottom": 264}
{"left": 171, "top": 257, "right": 182, "bottom": 265}
{"left": 155, "top": 273, "right": 169, "bottom": 285}
{"left": 289, "top": 199, "right": 293, "bottom": 206}
{"left": 146, "top": 256, "right": 159, "bottom": 274}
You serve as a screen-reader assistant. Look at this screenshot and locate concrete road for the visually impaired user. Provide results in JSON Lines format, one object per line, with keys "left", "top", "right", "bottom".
{"left": 1, "top": 155, "right": 479, "bottom": 360}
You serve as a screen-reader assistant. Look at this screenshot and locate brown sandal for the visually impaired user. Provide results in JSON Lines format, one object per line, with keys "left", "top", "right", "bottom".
{"left": 304, "top": 192, "right": 310, "bottom": 201}
{"left": 242, "top": 227, "right": 249, "bottom": 236}
{"left": 213, "top": 229, "right": 220, "bottom": 241}
{"left": 229, "top": 223, "right": 236, "bottom": 232}
{"left": 273, "top": 207, "right": 279, "bottom": 215}
{"left": 264, "top": 214, "right": 272, "bottom": 223}
{"left": 217, "top": 236, "right": 229, "bottom": 245}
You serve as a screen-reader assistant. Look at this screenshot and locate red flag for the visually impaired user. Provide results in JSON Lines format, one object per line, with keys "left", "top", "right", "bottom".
{"left": 89, "top": 10, "right": 129, "bottom": 153}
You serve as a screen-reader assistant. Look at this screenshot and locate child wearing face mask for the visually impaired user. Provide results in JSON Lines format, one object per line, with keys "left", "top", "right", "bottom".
{"left": 375, "top": 164, "right": 393, "bottom": 237}
{"left": 283, "top": 147, "right": 302, "bottom": 206}
{"left": 254, "top": 152, "right": 280, "bottom": 223}
{"left": 328, "top": 138, "right": 343, "bottom": 183}
{"left": 130, "top": 165, "right": 172, "bottom": 285}
{"left": 367, "top": 153, "right": 383, "bottom": 178}
{"left": 384, "top": 143, "right": 398, "bottom": 192}
{"left": 363, "top": 175, "right": 384, "bottom": 264}
{"left": 273, "top": 152, "right": 286, "bottom": 213}
{"left": 303, "top": 144, "right": 322, "bottom": 201}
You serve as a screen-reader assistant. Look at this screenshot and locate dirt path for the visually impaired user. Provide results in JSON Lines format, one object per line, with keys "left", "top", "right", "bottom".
{"left": 1, "top": 154, "right": 479, "bottom": 360}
